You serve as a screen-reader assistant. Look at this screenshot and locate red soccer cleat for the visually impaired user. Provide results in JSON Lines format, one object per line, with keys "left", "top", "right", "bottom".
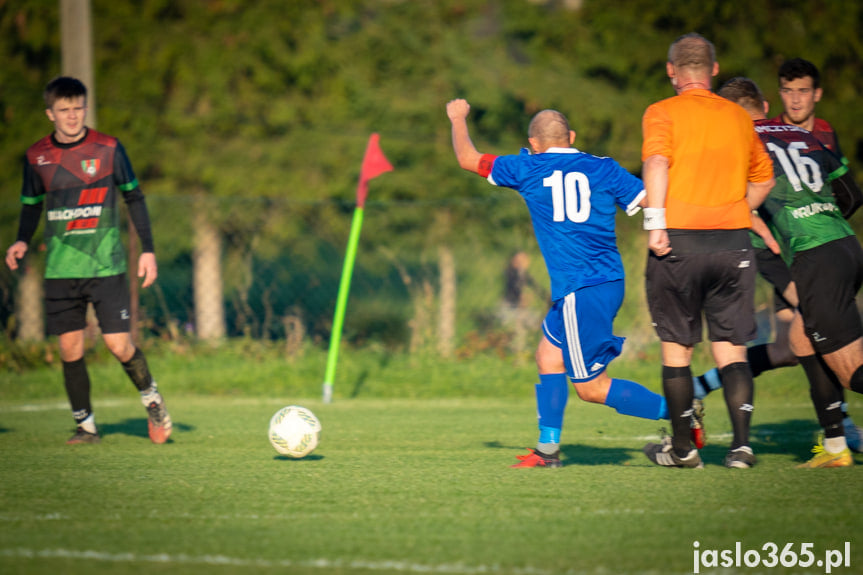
{"left": 690, "top": 398, "right": 706, "bottom": 450}
{"left": 511, "top": 448, "right": 562, "bottom": 468}
{"left": 146, "top": 395, "right": 173, "bottom": 444}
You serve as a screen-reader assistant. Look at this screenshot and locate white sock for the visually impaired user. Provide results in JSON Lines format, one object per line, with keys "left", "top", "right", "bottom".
{"left": 824, "top": 436, "right": 847, "bottom": 453}
{"left": 140, "top": 383, "right": 160, "bottom": 406}
{"left": 79, "top": 414, "right": 97, "bottom": 434}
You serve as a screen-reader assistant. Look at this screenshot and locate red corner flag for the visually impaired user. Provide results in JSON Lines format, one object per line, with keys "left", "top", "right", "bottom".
{"left": 356, "top": 133, "right": 393, "bottom": 207}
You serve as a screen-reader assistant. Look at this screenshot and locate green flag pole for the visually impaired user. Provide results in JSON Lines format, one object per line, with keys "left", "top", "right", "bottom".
{"left": 322, "top": 207, "right": 365, "bottom": 403}
{"left": 322, "top": 134, "right": 392, "bottom": 403}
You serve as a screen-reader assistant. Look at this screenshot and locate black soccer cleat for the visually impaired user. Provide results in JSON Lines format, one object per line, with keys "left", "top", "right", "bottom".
{"left": 644, "top": 438, "right": 703, "bottom": 469}
{"left": 67, "top": 426, "right": 101, "bottom": 445}
{"left": 724, "top": 445, "right": 757, "bottom": 469}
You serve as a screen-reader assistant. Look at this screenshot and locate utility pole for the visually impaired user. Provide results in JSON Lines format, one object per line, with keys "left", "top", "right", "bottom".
{"left": 61, "top": 0, "right": 141, "bottom": 343}
{"left": 60, "top": 0, "right": 96, "bottom": 127}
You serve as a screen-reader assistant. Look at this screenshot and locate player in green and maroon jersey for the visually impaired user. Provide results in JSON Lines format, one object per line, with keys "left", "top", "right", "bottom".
{"left": 690, "top": 59, "right": 863, "bottom": 452}
{"left": 719, "top": 77, "right": 863, "bottom": 467}
{"left": 4, "top": 77, "right": 172, "bottom": 445}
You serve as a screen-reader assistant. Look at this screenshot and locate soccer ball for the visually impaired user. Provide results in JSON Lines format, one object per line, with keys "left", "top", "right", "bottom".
{"left": 268, "top": 405, "right": 321, "bottom": 458}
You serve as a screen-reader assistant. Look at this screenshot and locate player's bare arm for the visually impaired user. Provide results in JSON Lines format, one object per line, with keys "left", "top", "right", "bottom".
{"left": 138, "top": 252, "right": 158, "bottom": 288}
{"left": 642, "top": 154, "right": 671, "bottom": 257}
{"left": 749, "top": 211, "right": 781, "bottom": 255}
{"left": 446, "top": 99, "right": 484, "bottom": 174}
{"left": 4, "top": 241, "right": 28, "bottom": 271}
{"left": 745, "top": 176, "right": 775, "bottom": 211}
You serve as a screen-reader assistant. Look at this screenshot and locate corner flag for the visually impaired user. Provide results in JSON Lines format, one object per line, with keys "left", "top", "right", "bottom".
{"left": 356, "top": 133, "right": 393, "bottom": 207}
{"left": 323, "top": 134, "right": 393, "bottom": 403}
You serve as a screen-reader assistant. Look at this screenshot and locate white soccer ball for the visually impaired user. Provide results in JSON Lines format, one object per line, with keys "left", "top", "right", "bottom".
{"left": 268, "top": 405, "right": 321, "bottom": 458}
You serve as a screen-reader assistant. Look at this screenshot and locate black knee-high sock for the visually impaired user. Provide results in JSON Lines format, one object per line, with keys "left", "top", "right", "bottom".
{"left": 799, "top": 355, "right": 844, "bottom": 438}
{"left": 121, "top": 347, "right": 154, "bottom": 392}
{"left": 662, "top": 365, "right": 693, "bottom": 456}
{"left": 746, "top": 344, "right": 773, "bottom": 379}
{"left": 850, "top": 365, "right": 863, "bottom": 395}
{"left": 720, "top": 362, "right": 754, "bottom": 450}
{"left": 62, "top": 358, "right": 92, "bottom": 424}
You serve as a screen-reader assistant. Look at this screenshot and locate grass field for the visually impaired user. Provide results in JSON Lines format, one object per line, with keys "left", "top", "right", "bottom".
{"left": 1, "top": 346, "right": 862, "bottom": 575}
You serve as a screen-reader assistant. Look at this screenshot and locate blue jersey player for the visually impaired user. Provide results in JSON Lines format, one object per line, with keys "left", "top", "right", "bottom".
{"left": 447, "top": 98, "right": 668, "bottom": 468}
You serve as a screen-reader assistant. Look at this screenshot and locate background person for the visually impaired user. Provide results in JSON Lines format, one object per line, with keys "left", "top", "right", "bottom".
{"left": 499, "top": 250, "right": 544, "bottom": 359}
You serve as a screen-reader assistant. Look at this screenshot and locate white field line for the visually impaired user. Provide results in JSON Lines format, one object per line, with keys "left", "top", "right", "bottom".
{"left": 0, "top": 399, "right": 129, "bottom": 412}
{"left": 0, "top": 503, "right": 744, "bottom": 524}
{"left": 0, "top": 399, "right": 821, "bottom": 414}
{"left": 0, "top": 547, "right": 678, "bottom": 575}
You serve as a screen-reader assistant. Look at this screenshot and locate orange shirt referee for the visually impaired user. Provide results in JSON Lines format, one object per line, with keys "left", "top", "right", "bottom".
{"left": 640, "top": 33, "right": 774, "bottom": 470}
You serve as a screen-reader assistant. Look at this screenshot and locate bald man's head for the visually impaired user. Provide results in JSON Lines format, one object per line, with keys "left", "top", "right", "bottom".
{"left": 528, "top": 110, "right": 572, "bottom": 151}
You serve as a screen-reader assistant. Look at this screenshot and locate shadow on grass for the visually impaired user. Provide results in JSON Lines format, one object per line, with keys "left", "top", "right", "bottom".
{"left": 483, "top": 440, "right": 632, "bottom": 466}
{"left": 97, "top": 418, "right": 194, "bottom": 443}
{"left": 487, "top": 417, "right": 829, "bottom": 467}
{"left": 751, "top": 418, "right": 821, "bottom": 463}
{"left": 693, "top": 418, "right": 822, "bottom": 465}
{"left": 273, "top": 453, "right": 325, "bottom": 462}
{"left": 559, "top": 443, "right": 633, "bottom": 466}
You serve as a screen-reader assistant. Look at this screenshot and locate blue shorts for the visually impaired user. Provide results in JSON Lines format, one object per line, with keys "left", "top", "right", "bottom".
{"left": 542, "top": 280, "right": 625, "bottom": 383}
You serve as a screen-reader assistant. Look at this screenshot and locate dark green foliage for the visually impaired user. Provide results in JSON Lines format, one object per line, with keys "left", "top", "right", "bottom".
{"left": 2, "top": 0, "right": 861, "bottom": 203}
{"left": 3, "top": 0, "right": 863, "bottom": 346}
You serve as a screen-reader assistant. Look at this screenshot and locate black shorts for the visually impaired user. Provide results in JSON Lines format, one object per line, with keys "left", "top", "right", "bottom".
{"left": 646, "top": 245, "right": 757, "bottom": 346}
{"left": 791, "top": 236, "right": 863, "bottom": 354}
{"left": 45, "top": 274, "right": 131, "bottom": 336}
{"left": 754, "top": 247, "right": 794, "bottom": 313}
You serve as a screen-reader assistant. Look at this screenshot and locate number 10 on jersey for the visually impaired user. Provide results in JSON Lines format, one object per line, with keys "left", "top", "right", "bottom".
{"left": 545, "top": 170, "right": 592, "bottom": 222}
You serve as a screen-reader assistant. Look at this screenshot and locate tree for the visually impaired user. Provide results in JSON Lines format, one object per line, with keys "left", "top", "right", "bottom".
{"left": 3, "top": 0, "right": 863, "bottom": 349}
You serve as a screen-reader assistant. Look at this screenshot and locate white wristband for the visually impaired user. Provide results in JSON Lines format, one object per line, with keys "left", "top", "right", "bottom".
{"left": 643, "top": 207, "right": 667, "bottom": 231}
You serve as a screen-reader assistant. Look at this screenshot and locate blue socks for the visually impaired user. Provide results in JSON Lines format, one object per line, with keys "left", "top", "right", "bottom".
{"left": 536, "top": 373, "right": 569, "bottom": 444}
{"left": 605, "top": 378, "right": 668, "bottom": 420}
{"left": 693, "top": 368, "right": 723, "bottom": 400}
{"left": 535, "top": 374, "right": 669, "bottom": 450}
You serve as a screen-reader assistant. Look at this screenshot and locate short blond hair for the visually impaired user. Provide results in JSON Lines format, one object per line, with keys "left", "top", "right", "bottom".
{"left": 668, "top": 33, "right": 715, "bottom": 73}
